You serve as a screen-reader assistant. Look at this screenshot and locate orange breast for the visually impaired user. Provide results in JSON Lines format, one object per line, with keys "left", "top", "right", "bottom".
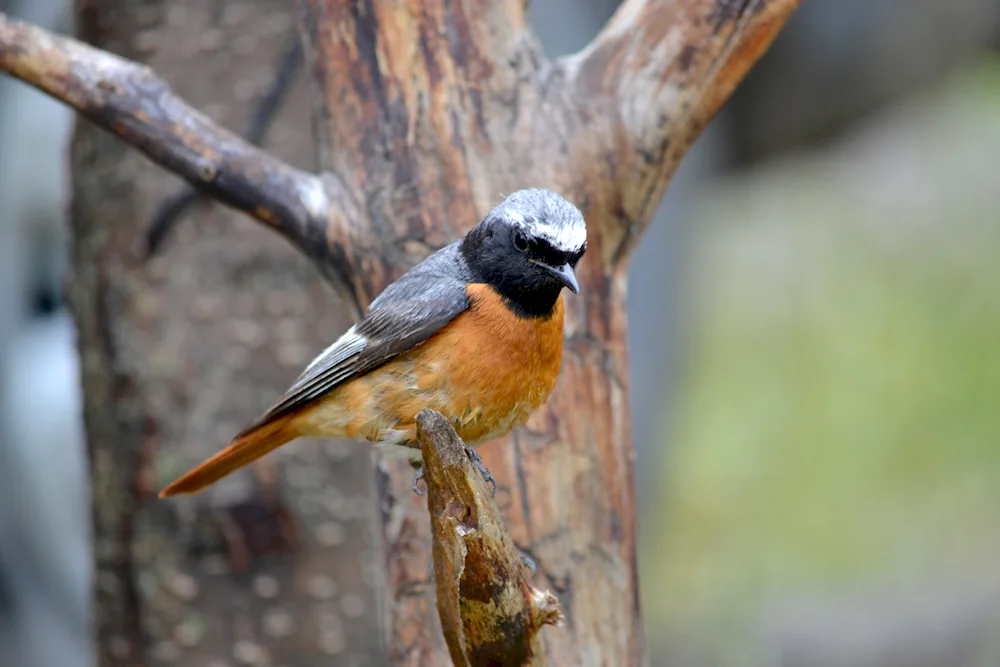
{"left": 299, "top": 284, "right": 565, "bottom": 449}
{"left": 418, "top": 283, "right": 565, "bottom": 444}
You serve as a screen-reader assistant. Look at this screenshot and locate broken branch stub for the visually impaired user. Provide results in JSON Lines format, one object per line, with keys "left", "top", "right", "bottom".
{"left": 416, "top": 409, "right": 563, "bottom": 667}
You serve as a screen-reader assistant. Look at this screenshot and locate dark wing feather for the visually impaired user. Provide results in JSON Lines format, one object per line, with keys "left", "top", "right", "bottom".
{"left": 235, "top": 244, "right": 472, "bottom": 436}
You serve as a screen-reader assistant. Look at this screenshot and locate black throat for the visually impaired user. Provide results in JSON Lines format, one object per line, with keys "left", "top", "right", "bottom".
{"left": 460, "top": 231, "right": 563, "bottom": 319}
{"left": 490, "top": 280, "right": 562, "bottom": 319}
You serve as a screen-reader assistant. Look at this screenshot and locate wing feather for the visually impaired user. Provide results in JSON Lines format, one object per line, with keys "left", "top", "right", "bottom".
{"left": 235, "top": 255, "right": 471, "bottom": 437}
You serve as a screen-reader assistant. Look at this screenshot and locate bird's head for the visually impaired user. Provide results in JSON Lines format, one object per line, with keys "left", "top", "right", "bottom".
{"left": 461, "top": 188, "right": 587, "bottom": 318}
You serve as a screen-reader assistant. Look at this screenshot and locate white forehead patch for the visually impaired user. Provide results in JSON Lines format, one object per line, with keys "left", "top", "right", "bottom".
{"left": 496, "top": 189, "right": 587, "bottom": 253}
{"left": 533, "top": 221, "right": 587, "bottom": 253}
{"left": 507, "top": 211, "right": 586, "bottom": 253}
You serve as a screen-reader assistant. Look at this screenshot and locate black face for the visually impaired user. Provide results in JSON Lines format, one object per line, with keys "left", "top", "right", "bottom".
{"left": 461, "top": 219, "right": 587, "bottom": 318}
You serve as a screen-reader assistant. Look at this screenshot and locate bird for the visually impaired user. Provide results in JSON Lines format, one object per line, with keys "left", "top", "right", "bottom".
{"left": 159, "top": 188, "right": 587, "bottom": 497}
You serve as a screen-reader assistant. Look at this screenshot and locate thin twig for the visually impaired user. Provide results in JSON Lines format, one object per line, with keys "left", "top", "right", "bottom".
{"left": 144, "top": 35, "right": 304, "bottom": 257}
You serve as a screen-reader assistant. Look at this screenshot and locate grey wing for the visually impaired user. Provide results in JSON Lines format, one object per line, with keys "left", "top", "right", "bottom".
{"left": 235, "top": 245, "right": 472, "bottom": 435}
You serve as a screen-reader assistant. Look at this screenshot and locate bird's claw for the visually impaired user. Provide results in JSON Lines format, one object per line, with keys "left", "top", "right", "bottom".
{"left": 412, "top": 450, "right": 494, "bottom": 496}
{"left": 518, "top": 550, "right": 537, "bottom": 575}
{"left": 412, "top": 463, "right": 425, "bottom": 495}
{"left": 466, "top": 447, "right": 497, "bottom": 495}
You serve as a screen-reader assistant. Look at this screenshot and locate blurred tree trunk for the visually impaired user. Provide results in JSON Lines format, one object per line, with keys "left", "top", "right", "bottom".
{"left": 68, "top": 1, "right": 381, "bottom": 665}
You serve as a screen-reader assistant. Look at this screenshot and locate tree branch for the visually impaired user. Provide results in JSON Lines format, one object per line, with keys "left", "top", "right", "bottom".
{"left": 560, "top": 0, "right": 801, "bottom": 254}
{"left": 416, "top": 410, "right": 563, "bottom": 667}
{"left": 144, "top": 33, "right": 304, "bottom": 258}
{"left": 0, "top": 12, "right": 352, "bottom": 285}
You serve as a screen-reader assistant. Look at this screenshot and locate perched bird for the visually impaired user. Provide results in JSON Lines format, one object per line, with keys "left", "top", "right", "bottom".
{"left": 159, "top": 188, "right": 587, "bottom": 497}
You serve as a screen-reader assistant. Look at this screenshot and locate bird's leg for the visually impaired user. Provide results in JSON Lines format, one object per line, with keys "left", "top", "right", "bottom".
{"left": 411, "top": 463, "right": 425, "bottom": 495}
{"left": 465, "top": 447, "right": 497, "bottom": 495}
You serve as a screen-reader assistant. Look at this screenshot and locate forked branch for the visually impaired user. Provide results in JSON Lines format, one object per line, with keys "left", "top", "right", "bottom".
{"left": 0, "top": 0, "right": 799, "bottom": 272}
{"left": 561, "top": 0, "right": 801, "bottom": 252}
{"left": 416, "top": 410, "right": 563, "bottom": 666}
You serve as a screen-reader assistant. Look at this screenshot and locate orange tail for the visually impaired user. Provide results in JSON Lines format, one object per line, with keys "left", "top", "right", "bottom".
{"left": 159, "top": 415, "right": 299, "bottom": 497}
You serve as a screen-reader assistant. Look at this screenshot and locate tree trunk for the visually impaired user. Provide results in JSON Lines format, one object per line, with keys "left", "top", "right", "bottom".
{"left": 1, "top": 0, "right": 798, "bottom": 664}
{"left": 67, "top": 1, "right": 381, "bottom": 665}
{"left": 295, "top": 1, "right": 797, "bottom": 663}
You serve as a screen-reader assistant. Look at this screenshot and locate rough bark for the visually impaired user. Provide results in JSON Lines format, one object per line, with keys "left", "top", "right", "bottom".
{"left": 15, "top": 2, "right": 381, "bottom": 665}
{"left": 292, "top": 1, "right": 799, "bottom": 664}
{"left": 0, "top": 0, "right": 799, "bottom": 664}
{"left": 417, "top": 409, "right": 563, "bottom": 666}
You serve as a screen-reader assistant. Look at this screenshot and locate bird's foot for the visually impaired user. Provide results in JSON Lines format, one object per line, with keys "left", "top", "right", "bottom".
{"left": 412, "top": 450, "right": 494, "bottom": 496}
{"left": 412, "top": 463, "right": 425, "bottom": 495}
{"left": 466, "top": 447, "right": 497, "bottom": 495}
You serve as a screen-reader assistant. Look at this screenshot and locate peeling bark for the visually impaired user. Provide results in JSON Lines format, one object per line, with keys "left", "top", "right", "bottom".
{"left": 418, "top": 409, "right": 563, "bottom": 666}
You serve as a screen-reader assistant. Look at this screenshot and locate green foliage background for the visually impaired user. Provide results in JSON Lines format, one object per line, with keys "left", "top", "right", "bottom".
{"left": 642, "top": 58, "right": 1000, "bottom": 665}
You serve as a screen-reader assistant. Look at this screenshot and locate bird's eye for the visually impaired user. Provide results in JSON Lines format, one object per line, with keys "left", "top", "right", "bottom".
{"left": 512, "top": 230, "right": 529, "bottom": 252}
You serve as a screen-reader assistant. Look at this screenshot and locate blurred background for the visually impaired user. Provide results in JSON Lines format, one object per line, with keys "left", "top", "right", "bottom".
{"left": 1, "top": 0, "right": 999, "bottom": 665}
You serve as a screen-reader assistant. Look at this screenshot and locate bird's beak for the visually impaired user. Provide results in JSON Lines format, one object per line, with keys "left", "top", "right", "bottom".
{"left": 533, "top": 260, "right": 580, "bottom": 294}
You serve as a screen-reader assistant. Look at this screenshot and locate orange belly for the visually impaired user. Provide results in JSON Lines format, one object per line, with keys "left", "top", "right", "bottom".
{"left": 296, "top": 283, "right": 565, "bottom": 450}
